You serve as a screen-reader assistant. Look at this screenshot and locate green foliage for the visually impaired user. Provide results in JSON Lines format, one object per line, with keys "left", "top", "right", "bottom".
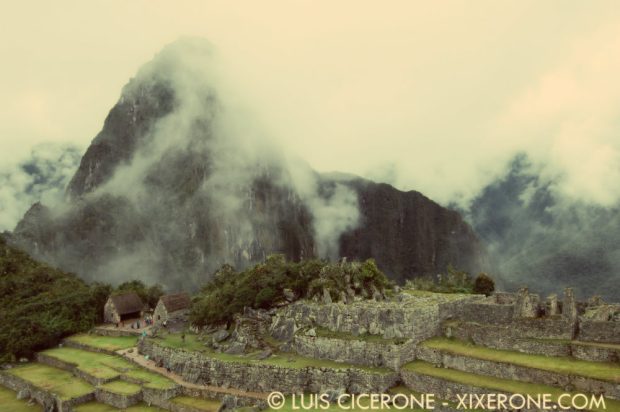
{"left": 190, "top": 255, "right": 393, "bottom": 327}
{"left": 115, "top": 280, "right": 163, "bottom": 308}
{"left": 0, "top": 236, "right": 101, "bottom": 363}
{"left": 473, "top": 272, "right": 495, "bottom": 296}
{"left": 405, "top": 265, "right": 495, "bottom": 295}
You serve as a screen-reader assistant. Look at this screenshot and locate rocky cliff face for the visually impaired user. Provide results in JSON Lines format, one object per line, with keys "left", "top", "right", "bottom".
{"left": 11, "top": 38, "right": 483, "bottom": 289}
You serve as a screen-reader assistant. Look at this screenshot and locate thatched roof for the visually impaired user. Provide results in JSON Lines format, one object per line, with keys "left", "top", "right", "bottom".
{"left": 110, "top": 292, "right": 144, "bottom": 315}
{"left": 159, "top": 292, "right": 191, "bottom": 312}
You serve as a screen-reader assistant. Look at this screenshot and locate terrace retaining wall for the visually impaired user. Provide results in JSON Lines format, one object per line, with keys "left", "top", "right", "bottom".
{"left": 139, "top": 339, "right": 398, "bottom": 394}
{"left": 0, "top": 371, "right": 95, "bottom": 412}
{"left": 291, "top": 335, "right": 416, "bottom": 370}
{"left": 415, "top": 347, "right": 620, "bottom": 399}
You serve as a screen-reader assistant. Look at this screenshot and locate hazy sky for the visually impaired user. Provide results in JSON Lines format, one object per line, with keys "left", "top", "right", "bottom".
{"left": 2, "top": 1, "right": 620, "bottom": 207}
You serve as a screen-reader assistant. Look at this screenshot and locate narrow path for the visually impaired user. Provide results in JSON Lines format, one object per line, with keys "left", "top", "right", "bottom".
{"left": 117, "top": 347, "right": 268, "bottom": 401}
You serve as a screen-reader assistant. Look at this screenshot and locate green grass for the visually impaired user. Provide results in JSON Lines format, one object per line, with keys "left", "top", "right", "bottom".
{"left": 74, "top": 401, "right": 167, "bottom": 411}
{"left": 45, "top": 347, "right": 174, "bottom": 388}
{"left": 573, "top": 340, "right": 620, "bottom": 351}
{"left": 312, "top": 326, "right": 407, "bottom": 345}
{"left": 152, "top": 333, "right": 392, "bottom": 374}
{"left": 421, "top": 338, "right": 620, "bottom": 383}
{"left": 41, "top": 347, "right": 175, "bottom": 389}
{"left": 153, "top": 331, "right": 206, "bottom": 352}
{"left": 0, "top": 386, "right": 41, "bottom": 411}
{"left": 66, "top": 333, "right": 138, "bottom": 351}
{"left": 403, "top": 361, "right": 620, "bottom": 412}
{"left": 123, "top": 367, "right": 177, "bottom": 390}
{"left": 6, "top": 363, "right": 94, "bottom": 400}
{"left": 73, "top": 402, "right": 118, "bottom": 412}
{"left": 388, "top": 385, "right": 485, "bottom": 412}
{"left": 171, "top": 395, "right": 221, "bottom": 411}
{"left": 99, "top": 380, "right": 141, "bottom": 395}
{"left": 42, "top": 347, "right": 130, "bottom": 379}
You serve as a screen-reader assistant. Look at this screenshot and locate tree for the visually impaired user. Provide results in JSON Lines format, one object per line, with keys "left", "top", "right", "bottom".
{"left": 473, "top": 273, "right": 495, "bottom": 296}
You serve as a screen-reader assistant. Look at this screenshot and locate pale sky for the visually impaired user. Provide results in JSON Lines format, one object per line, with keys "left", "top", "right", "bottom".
{"left": 2, "top": 1, "right": 620, "bottom": 207}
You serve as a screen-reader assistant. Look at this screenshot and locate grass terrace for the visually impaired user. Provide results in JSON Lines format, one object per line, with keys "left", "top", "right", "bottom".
{"left": 388, "top": 385, "right": 485, "bottom": 412}
{"left": 41, "top": 347, "right": 175, "bottom": 389}
{"left": 0, "top": 385, "right": 41, "bottom": 411}
{"left": 403, "top": 361, "right": 620, "bottom": 412}
{"left": 171, "top": 395, "right": 221, "bottom": 411}
{"left": 6, "top": 363, "right": 94, "bottom": 400}
{"left": 42, "top": 347, "right": 128, "bottom": 379}
{"left": 151, "top": 332, "right": 392, "bottom": 374}
{"left": 66, "top": 334, "right": 139, "bottom": 352}
{"left": 74, "top": 401, "right": 167, "bottom": 411}
{"left": 99, "top": 380, "right": 142, "bottom": 395}
{"left": 422, "top": 338, "right": 620, "bottom": 382}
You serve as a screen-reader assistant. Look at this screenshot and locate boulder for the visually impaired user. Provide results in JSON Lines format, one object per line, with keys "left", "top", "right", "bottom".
{"left": 225, "top": 342, "right": 246, "bottom": 355}
{"left": 322, "top": 288, "right": 332, "bottom": 305}
{"left": 212, "top": 329, "right": 230, "bottom": 343}
{"left": 283, "top": 288, "right": 295, "bottom": 302}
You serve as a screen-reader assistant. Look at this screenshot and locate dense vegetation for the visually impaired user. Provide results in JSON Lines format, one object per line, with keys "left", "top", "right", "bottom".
{"left": 0, "top": 236, "right": 165, "bottom": 363}
{"left": 0, "top": 236, "right": 100, "bottom": 362}
{"left": 405, "top": 265, "right": 495, "bottom": 296}
{"left": 190, "top": 255, "right": 393, "bottom": 326}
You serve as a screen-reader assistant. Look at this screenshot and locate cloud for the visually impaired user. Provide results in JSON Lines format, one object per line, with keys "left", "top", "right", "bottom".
{"left": 0, "top": 143, "right": 82, "bottom": 231}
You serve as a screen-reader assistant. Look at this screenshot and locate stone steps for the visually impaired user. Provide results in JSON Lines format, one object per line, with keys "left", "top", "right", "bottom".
{"left": 401, "top": 360, "right": 620, "bottom": 412}
{"left": 416, "top": 338, "right": 620, "bottom": 399}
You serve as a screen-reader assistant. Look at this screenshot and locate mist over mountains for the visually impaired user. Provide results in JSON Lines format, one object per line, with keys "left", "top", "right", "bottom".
{"left": 3, "top": 38, "right": 619, "bottom": 300}
{"left": 465, "top": 155, "right": 620, "bottom": 299}
{"left": 7, "top": 39, "right": 481, "bottom": 290}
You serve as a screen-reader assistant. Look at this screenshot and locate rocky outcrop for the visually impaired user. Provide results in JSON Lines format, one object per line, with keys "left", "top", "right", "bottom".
{"left": 11, "top": 38, "right": 483, "bottom": 290}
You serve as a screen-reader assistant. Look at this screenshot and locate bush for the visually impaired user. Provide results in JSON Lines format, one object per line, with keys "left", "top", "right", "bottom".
{"left": 473, "top": 272, "right": 495, "bottom": 296}
{"left": 0, "top": 236, "right": 102, "bottom": 362}
{"left": 190, "top": 255, "right": 392, "bottom": 327}
{"left": 404, "top": 266, "right": 496, "bottom": 296}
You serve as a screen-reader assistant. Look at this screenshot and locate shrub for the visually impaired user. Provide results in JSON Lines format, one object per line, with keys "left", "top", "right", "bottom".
{"left": 190, "top": 255, "right": 392, "bottom": 327}
{"left": 473, "top": 272, "right": 495, "bottom": 296}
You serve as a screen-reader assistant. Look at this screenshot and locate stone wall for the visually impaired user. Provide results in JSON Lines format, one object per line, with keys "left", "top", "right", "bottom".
{"left": 36, "top": 353, "right": 112, "bottom": 386}
{"left": 443, "top": 321, "right": 620, "bottom": 362}
{"left": 0, "top": 370, "right": 95, "bottom": 412}
{"left": 579, "top": 321, "right": 620, "bottom": 343}
{"left": 291, "top": 335, "right": 416, "bottom": 370}
{"left": 92, "top": 327, "right": 140, "bottom": 337}
{"left": 400, "top": 369, "right": 573, "bottom": 412}
{"left": 62, "top": 339, "right": 118, "bottom": 356}
{"left": 139, "top": 339, "right": 399, "bottom": 394}
{"left": 275, "top": 295, "right": 481, "bottom": 342}
{"left": 104, "top": 298, "right": 120, "bottom": 324}
{"left": 95, "top": 387, "right": 142, "bottom": 409}
{"left": 415, "top": 347, "right": 619, "bottom": 399}
{"left": 180, "top": 387, "right": 267, "bottom": 409}
{"left": 452, "top": 301, "right": 515, "bottom": 325}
